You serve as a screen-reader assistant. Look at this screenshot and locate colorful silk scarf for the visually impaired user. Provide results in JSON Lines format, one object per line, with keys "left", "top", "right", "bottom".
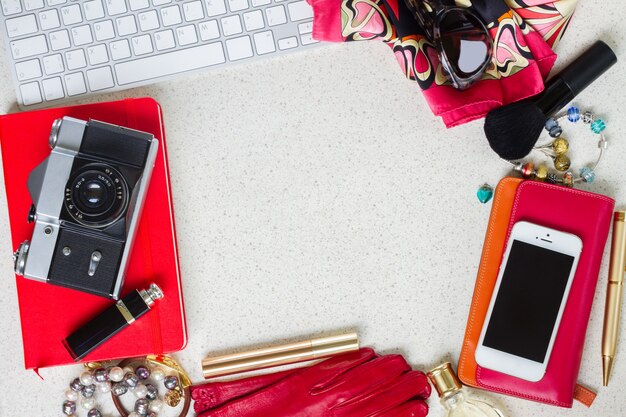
{"left": 307, "top": 0, "right": 577, "bottom": 127}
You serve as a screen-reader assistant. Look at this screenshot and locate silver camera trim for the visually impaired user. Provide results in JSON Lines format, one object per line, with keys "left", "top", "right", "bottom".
{"left": 20, "top": 117, "right": 86, "bottom": 283}
{"left": 111, "top": 135, "right": 159, "bottom": 299}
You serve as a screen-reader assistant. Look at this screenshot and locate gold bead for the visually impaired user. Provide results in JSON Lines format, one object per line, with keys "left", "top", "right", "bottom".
{"left": 165, "top": 388, "right": 182, "bottom": 407}
{"left": 554, "top": 154, "right": 571, "bottom": 172}
{"left": 535, "top": 165, "right": 548, "bottom": 180}
{"left": 83, "top": 362, "right": 103, "bottom": 371}
{"left": 552, "top": 138, "right": 569, "bottom": 155}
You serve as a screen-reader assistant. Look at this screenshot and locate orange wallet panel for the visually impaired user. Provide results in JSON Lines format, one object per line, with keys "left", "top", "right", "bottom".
{"left": 457, "top": 177, "right": 522, "bottom": 387}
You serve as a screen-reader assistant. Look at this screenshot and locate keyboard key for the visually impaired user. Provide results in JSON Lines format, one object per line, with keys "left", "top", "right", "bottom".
{"left": 153, "top": 0, "right": 171, "bottom": 4}
{"left": 227, "top": 0, "right": 247, "bottom": 12}
{"left": 10, "top": 35, "right": 48, "bottom": 59}
{"left": 87, "top": 44, "right": 109, "bottom": 65}
{"left": 43, "top": 53, "right": 64, "bottom": 74}
{"left": 61, "top": 4, "right": 82, "bottom": 26}
{"left": 198, "top": 20, "right": 219, "bottom": 41}
{"left": 24, "top": 0, "right": 45, "bottom": 11}
{"left": 130, "top": 0, "right": 150, "bottom": 10}
{"left": 87, "top": 66, "right": 114, "bottom": 90}
{"left": 65, "top": 49, "right": 87, "bottom": 70}
{"left": 131, "top": 34, "right": 153, "bottom": 55}
{"left": 94, "top": 20, "right": 115, "bottom": 41}
{"left": 50, "top": 30, "right": 71, "bottom": 50}
{"left": 39, "top": 9, "right": 60, "bottom": 30}
{"left": 20, "top": 82, "right": 42, "bottom": 105}
{"left": 265, "top": 5, "right": 286, "bottom": 27}
{"left": 300, "top": 32, "right": 317, "bottom": 45}
{"left": 1, "top": 0, "right": 22, "bottom": 16}
{"left": 253, "top": 30, "right": 274, "bottom": 55}
{"left": 15, "top": 59, "right": 42, "bottom": 81}
{"left": 139, "top": 10, "right": 159, "bottom": 31}
{"left": 278, "top": 36, "right": 297, "bottom": 50}
{"left": 105, "top": 0, "right": 126, "bottom": 15}
{"left": 64, "top": 72, "right": 87, "bottom": 95}
{"left": 47, "top": 0, "right": 66, "bottom": 5}
{"left": 176, "top": 25, "right": 198, "bottom": 46}
{"left": 116, "top": 15, "right": 138, "bottom": 36}
{"left": 221, "top": 15, "right": 241, "bottom": 36}
{"left": 42, "top": 77, "right": 64, "bottom": 100}
{"left": 298, "top": 21, "right": 312, "bottom": 34}
{"left": 161, "top": 5, "right": 181, "bottom": 26}
{"left": 115, "top": 42, "right": 226, "bottom": 84}
{"left": 287, "top": 1, "right": 312, "bottom": 21}
{"left": 83, "top": 0, "right": 105, "bottom": 21}
{"left": 243, "top": 10, "right": 263, "bottom": 31}
{"left": 183, "top": 1, "right": 203, "bottom": 21}
{"left": 225, "top": 36, "right": 252, "bottom": 60}
{"left": 110, "top": 39, "right": 131, "bottom": 60}
{"left": 204, "top": 0, "right": 225, "bottom": 17}
{"left": 251, "top": 0, "right": 270, "bottom": 6}
{"left": 6, "top": 15, "right": 38, "bottom": 38}
{"left": 72, "top": 25, "right": 93, "bottom": 46}
{"left": 154, "top": 29, "right": 175, "bottom": 50}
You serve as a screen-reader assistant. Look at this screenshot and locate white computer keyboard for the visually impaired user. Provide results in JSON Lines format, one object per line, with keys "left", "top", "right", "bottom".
{"left": 1, "top": 0, "right": 319, "bottom": 108}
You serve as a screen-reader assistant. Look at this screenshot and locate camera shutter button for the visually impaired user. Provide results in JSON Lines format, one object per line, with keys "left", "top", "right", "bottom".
{"left": 88, "top": 251, "right": 102, "bottom": 277}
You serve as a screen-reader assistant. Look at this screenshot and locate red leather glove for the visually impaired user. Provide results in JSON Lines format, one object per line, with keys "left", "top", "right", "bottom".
{"left": 191, "top": 368, "right": 299, "bottom": 413}
{"left": 192, "top": 348, "right": 431, "bottom": 417}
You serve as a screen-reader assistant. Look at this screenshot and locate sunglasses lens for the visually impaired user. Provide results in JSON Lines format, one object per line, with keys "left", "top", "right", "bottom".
{"left": 439, "top": 10, "right": 491, "bottom": 76}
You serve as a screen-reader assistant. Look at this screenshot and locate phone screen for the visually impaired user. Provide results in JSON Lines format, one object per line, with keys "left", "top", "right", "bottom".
{"left": 483, "top": 240, "right": 575, "bottom": 363}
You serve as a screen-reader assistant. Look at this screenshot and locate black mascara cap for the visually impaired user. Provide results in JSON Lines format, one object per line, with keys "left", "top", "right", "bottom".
{"left": 561, "top": 40, "right": 617, "bottom": 96}
{"left": 536, "top": 41, "right": 617, "bottom": 117}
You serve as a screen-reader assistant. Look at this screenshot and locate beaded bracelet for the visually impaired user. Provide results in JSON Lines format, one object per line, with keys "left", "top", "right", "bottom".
{"left": 504, "top": 106, "right": 608, "bottom": 186}
{"left": 112, "top": 357, "right": 191, "bottom": 417}
{"left": 61, "top": 356, "right": 190, "bottom": 417}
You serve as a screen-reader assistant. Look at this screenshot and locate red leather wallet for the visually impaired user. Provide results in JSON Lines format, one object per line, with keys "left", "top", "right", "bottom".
{"left": 474, "top": 181, "right": 614, "bottom": 407}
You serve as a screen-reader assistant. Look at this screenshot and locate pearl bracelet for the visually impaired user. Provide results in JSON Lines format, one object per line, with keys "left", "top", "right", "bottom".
{"left": 505, "top": 106, "right": 608, "bottom": 186}
{"left": 62, "top": 356, "right": 190, "bottom": 417}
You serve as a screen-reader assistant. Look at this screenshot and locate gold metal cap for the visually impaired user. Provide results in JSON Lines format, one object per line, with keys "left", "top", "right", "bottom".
{"left": 615, "top": 211, "right": 625, "bottom": 222}
{"left": 427, "top": 362, "right": 462, "bottom": 397}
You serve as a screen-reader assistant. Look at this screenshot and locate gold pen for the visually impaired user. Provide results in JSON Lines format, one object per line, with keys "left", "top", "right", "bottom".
{"left": 202, "top": 333, "right": 359, "bottom": 379}
{"left": 602, "top": 211, "right": 626, "bottom": 386}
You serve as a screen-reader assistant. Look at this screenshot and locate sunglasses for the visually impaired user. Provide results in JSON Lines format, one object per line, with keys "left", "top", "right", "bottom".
{"left": 403, "top": 0, "right": 493, "bottom": 90}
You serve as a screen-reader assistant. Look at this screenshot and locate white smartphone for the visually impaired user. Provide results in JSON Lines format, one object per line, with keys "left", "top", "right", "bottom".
{"left": 475, "top": 221, "right": 582, "bottom": 382}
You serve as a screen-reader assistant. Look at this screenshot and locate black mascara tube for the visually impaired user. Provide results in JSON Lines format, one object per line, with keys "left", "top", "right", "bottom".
{"left": 64, "top": 284, "right": 164, "bottom": 361}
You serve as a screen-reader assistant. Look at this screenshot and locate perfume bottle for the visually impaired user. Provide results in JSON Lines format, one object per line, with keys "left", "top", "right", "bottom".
{"left": 63, "top": 283, "right": 164, "bottom": 361}
{"left": 427, "top": 363, "right": 505, "bottom": 417}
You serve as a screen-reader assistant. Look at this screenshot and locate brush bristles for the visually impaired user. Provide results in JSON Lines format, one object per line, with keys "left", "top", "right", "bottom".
{"left": 484, "top": 101, "right": 546, "bottom": 160}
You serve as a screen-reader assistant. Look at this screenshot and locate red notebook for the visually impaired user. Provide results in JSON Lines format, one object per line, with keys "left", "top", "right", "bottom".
{"left": 0, "top": 98, "right": 187, "bottom": 369}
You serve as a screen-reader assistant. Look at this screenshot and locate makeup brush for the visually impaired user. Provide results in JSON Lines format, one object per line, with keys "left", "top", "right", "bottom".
{"left": 485, "top": 40, "right": 617, "bottom": 160}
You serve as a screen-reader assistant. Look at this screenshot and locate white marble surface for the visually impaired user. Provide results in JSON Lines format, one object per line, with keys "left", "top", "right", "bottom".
{"left": 1, "top": 1, "right": 625, "bottom": 416}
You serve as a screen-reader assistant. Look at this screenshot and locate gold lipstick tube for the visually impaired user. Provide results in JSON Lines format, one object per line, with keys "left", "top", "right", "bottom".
{"left": 602, "top": 211, "right": 626, "bottom": 386}
{"left": 202, "top": 333, "right": 359, "bottom": 379}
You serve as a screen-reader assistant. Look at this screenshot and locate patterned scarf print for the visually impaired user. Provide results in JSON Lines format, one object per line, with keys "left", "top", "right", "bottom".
{"left": 339, "top": 0, "right": 576, "bottom": 90}
{"left": 506, "top": 0, "right": 577, "bottom": 47}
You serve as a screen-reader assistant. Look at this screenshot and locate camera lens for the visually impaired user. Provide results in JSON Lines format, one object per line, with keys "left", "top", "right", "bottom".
{"left": 80, "top": 180, "right": 108, "bottom": 208}
{"left": 64, "top": 164, "right": 129, "bottom": 228}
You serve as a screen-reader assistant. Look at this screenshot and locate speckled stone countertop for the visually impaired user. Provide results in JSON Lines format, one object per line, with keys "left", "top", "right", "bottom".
{"left": 0, "top": 1, "right": 625, "bottom": 416}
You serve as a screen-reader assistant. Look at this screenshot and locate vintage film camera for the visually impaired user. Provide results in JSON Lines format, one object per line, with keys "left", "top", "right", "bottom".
{"left": 13, "top": 117, "right": 159, "bottom": 299}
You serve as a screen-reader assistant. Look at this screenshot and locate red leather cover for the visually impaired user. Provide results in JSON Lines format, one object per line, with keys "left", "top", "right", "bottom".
{"left": 475, "top": 181, "right": 614, "bottom": 407}
{"left": 0, "top": 97, "right": 187, "bottom": 369}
